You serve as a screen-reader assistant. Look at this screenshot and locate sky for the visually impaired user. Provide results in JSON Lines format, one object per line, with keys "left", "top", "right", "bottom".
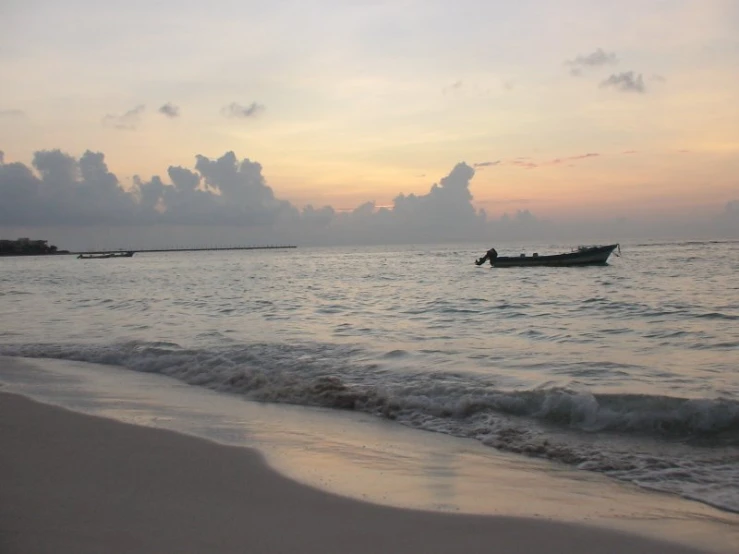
{"left": 1, "top": 0, "right": 738, "bottom": 248}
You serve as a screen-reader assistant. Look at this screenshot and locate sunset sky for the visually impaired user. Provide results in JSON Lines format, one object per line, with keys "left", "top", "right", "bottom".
{"left": 1, "top": 0, "right": 738, "bottom": 240}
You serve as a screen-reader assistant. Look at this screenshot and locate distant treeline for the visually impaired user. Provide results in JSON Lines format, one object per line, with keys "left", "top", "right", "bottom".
{"left": 0, "top": 238, "right": 69, "bottom": 256}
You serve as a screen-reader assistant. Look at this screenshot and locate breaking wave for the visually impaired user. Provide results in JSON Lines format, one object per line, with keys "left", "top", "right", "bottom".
{"left": 2, "top": 341, "right": 738, "bottom": 440}
{"left": 2, "top": 340, "right": 739, "bottom": 514}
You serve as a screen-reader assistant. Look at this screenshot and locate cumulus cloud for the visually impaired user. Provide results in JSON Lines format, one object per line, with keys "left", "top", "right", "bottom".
{"left": 158, "top": 103, "right": 180, "bottom": 118}
{"left": 221, "top": 102, "right": 265, "bottom": 119}
{"left": 102, "top": 105, "right": 146, "bottom": 130}
{"left": 134, "top": 151, "right": 295, "bottom": 226}
{"left": 320, "top": 162, "right": 489, "bottom": 244}
{"left": 566, "top": 48, "right": 618, "bottom": 76}
{"left": 4, "top": 147, "right": 735, "bottom": 247}
{"left": 600, "top": 72, "right": 646, "bottom": 93}
{"left": 0, "top": 148, "right": 494, "bottom": 245}
{"left": 0, "top": 149, "right": 137, "bottom": 225}
{"left": 0, "top": 148, "right": 299, "bottom": 229}
{"left": 473, "top": 161, "right": 500, "bottom": 168}
{"left": 392, "top": 163, "right": 479, "bottom": 222}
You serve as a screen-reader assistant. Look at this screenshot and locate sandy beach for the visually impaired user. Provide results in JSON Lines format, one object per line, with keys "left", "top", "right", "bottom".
{"left": 0, "top": 391, "right": 715, "bottom": 554}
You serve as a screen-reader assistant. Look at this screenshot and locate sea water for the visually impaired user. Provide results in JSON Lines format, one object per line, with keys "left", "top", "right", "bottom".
{"left": 1, "top": 240, "right": 738, "bottom": 513}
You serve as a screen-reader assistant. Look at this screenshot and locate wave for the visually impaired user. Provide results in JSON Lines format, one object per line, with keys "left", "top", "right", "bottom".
{"left": 695, "top": 312, "right": 739, "bottom": 321}
{"left": 632, "top": 240, "right": 739, "bottom": 248}
{"left": 2, "top": 341, "right": 737, "bottom": 441}
{"left": 2, "top": 341, "right": 739, "bottom": 513}
{"left": 575, "top": 299, "right": 739, "bottom": 325}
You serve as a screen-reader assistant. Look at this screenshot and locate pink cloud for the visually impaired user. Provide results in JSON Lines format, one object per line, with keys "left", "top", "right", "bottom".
{"left": 510, "top": 160, "right": 538, "bottom": 169}
{"left": 506, "top": 152, "right": 600, "bottom": 169}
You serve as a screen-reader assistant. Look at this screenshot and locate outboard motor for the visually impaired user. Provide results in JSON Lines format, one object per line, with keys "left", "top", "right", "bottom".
{"left": 475, "top": 247, "right": 498, "bottom": 266}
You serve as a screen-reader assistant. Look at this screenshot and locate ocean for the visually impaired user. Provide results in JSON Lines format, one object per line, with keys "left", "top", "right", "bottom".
{"left": 1, "top": 240, "right": 738, "bottom": 514}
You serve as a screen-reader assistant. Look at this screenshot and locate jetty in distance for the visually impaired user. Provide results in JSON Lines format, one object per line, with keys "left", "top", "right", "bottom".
{"left": 73, "top": 245, "right": 297, "bottom": 256}
{"left": 0, "top": 238, "right": 297, "bottom": 257}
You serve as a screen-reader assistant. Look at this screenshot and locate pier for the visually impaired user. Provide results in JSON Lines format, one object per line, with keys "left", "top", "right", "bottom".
{"left": 71, "top": 245, "right": 297, "bottom": 256}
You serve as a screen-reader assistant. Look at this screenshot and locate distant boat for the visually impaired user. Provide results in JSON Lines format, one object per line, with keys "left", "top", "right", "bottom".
{"left": 77, "top": 251, "right": 135, "bottom": 259}
{"left": 476, "top": 244, "right": 619, "bottom": 267}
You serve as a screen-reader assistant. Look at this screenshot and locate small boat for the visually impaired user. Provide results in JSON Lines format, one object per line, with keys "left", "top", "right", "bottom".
{"left": 77, "top": 251, "right": 135, "bottom": 259}
{"left": 477, "top": 244, "right": 619, "bottom": 267}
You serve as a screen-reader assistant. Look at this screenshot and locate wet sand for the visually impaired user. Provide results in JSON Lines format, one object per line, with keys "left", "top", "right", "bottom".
{"left": 0, "top": 392, "right": 713, "bottom": 554}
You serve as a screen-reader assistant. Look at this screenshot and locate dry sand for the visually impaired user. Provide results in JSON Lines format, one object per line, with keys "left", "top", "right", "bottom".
{"left": 0, "top": 392, "right": 713, "bottom": 554}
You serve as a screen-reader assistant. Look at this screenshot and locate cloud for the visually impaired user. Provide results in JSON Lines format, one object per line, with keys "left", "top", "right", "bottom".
{"left": 102, "top": 105, "right": 146, "bottom": 130}
{"left": 0, "top": 149, "right": 137, "bottom": 225}
{"left": 0, "top": 148, "right": 297, "bottom": 228}
{"left": 0, "top": 148, "right": 493, "bottom": 245}
{"left": 221, "top": 102, "right": 265, "bottom": 119}
{"left": 568, "top": 153, "right": 599, "bottom": 161}
{"left": 3, "top": 148, "right": 737, "bottom": 247}
{"left": 135, "top": 151, "right": 294, "bottom": 226}
{"left": 0, "top": 108, "right": 25, "bottom": 118}
{"left": 600, "top": 72, "right": 646, "bottom": 93}
{"left": 506, "top": 152, "right": 599, "bottom": 169}
{"left": 324, "top": 162, "right": 489, "bottom": 244}
{"left": 158, "top": 103, "right": 180, "bottom": 118}
{"left": 473, "top": 161, "right": 500, "bottom": 168}
{"left": 566, "top": 48, "right": 618, "bottom": 76}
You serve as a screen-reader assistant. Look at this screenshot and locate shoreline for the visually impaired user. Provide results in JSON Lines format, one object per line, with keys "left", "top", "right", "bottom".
{"left": 0, "top": 390, "right": 720, "bottom": 554}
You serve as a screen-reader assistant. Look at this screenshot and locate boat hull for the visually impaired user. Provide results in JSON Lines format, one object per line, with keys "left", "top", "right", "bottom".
{"left": 490, "top": 244, "right": 619, "bottom": 267}
{"left": 77, "top": 251, "right": 135, "bottom": 259}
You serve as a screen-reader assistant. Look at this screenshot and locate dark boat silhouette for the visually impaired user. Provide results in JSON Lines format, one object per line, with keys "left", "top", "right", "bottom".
{"left": 476, "top": 244, "right": 619, "bottom": 267}
{"left": 77, "top": 251, "right": 135, "bottom": 259}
